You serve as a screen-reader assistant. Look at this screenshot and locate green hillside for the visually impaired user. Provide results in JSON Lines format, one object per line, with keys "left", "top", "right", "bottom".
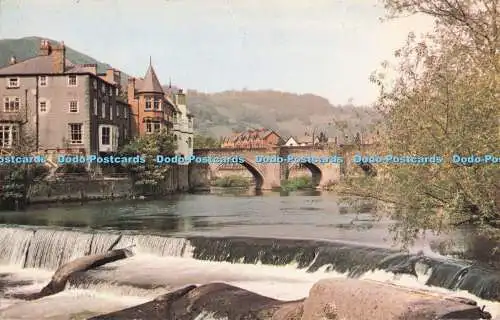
{"left": 0, "top": 36, "right": 380, "bottom": 139}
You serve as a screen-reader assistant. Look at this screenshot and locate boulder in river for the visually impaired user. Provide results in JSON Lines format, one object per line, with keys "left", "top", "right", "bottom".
{"left": 90, "top": 279, "right": 492, "bottom": 319}
{"left": 90, "top": 282, "right": 304, "bottom": 320}
{"left": 301, "top": 278, "right": 492, "bottom": 320}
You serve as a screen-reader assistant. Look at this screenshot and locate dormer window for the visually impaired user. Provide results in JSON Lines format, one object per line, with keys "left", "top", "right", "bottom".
{"left": 177, "top": 93, "right": 186, "bottom": 105}
{"left": 7, "top": 77, "right": 19, "bottom": 88}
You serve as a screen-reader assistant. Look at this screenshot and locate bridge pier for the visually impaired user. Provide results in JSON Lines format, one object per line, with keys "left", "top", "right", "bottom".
{"left": 189, "top": 146, "right": 350, "bottom": 191}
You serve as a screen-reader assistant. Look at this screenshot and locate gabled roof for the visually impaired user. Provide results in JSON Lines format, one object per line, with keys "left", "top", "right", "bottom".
{"left": 137, "top": 63, "right": 164, "bottom": 94}
{"left": 223, "top": 128, "right": 281, "bottom": 143}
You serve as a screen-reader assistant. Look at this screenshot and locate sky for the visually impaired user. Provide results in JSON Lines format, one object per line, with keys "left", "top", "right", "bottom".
{"left": 0, "top": 0, "right": 434, "bottom": 105}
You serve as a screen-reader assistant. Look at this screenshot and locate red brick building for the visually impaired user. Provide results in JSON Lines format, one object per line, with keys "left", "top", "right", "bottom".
{"left": 221, "top": 128, "right": 282, "bottom": 148}
{"left": 127, "top": 62, "right": 178, "bottom": 136}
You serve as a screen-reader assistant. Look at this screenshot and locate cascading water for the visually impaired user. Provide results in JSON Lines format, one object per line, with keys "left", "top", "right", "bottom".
{"left": 0, "top": 226, "right": 499, "bottom": 319}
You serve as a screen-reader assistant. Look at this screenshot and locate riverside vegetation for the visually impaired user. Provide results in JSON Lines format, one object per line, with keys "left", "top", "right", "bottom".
{"left": 335, "top": 0, "right": 500, "bottom": 264}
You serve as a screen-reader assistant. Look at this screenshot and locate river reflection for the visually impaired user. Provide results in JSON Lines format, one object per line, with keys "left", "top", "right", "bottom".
{"left": 0, "top": 191, "right": 384, "bottom": 238}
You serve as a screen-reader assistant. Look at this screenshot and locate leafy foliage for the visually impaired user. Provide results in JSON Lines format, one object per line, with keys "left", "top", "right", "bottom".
{"left": 212, "top": 175, "right": 251, "bottom": 188}
{"left": 0, "top": 133, "right": 49, "bottom": 210}
{"left": 281, "top": 176, "right": 313, "bottom": 192}
{"left": 193, "top": 134, "right": 220, "bottom": 149}
{"left": 338, "top": 0, "right": 500, "bottom": 247}
{"left": 120, "top": 129, "right": 177, "bottom": 195}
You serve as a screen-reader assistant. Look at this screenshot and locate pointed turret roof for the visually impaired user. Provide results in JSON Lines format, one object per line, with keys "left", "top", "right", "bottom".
{"left": 137, "top": 59, "right": 164, "bottom": 94}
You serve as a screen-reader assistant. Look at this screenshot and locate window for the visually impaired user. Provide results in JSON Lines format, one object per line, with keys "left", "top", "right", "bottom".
{"left": 187, "top": 137, "right": 192, "bottom": 148}
{"left": 116, "top": 88, "right": 119, "bottom": 96}
{"left": 101, "top": 83, "right": 105, "bottom": 93}
{"left": 153, "top": 99, "right": 160, "bottom": 110}
{"left": 188, "top": 117, "right": 193, "bottom": 128}
{"left": 173, "top": 134, "right": 177, "bottom": 140}
{"left": 109, "top": 88, "right": 113, "bottom": 96}
{"left": 102, "top": 102, "right": 106, "bottom": 118}
{"left": 68, "top": 75, "right": 77, "bottom": 86}
{"left": 0, "top": 124, "right": 19, "bottom": 147}
{"left": 116, "top": 104, "right": 120, "bottom": 117}
{"left": 145, "top": 120, "right": 161, "bottom": 133}
{"left": 68, "top": 123, "right": 83, "bottom": 144}
{"left": 110, "top": 104, "right": 113, "bottom": 120}
{"left": 145, "top": 98, "right": 152, "bottom": 110}
{"left": 93, "top": 79, "right": 97, "bottom": 89}
{"left": 3, "top": 97, "right": 20, "bottom": 112}
{"left": 93, "top": 99, "right": 98, "bottom": 115}
{"left": 69, "top": 100, "right": 78, "bottom": 113}
{"left": 39, "top": 76, "right": 47, "bottom": 87}
{"left": 7, "top": 78, "right": 19, "bottom": 88}
{"left": 172, "top": 113, "right": 178, "bottom": 123}
{"left": 124, "top": 106, "right": 128, "bottom": 119}
{"left": 39, "top": 100, "right": 47, "bottom": 113}
{"left": 101, "top": 126, "right": 111, "bottom": 145}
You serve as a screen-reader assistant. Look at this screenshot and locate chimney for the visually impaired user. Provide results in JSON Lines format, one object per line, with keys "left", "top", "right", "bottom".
{"left": 113, "top": 70, "right": 121, "bottom": 86}
{"left": 39, "top": 39, "right": 52, "bottom": 56}
{"left": 105, "top": 68, "right": 115, "bottom": 84}
{"left": 52, "top": 41, "right": 66, "bottom": 73}
{"left": 127, "top": 77, "right": 136, "bottom": 102}
{"left": 9, "top": 56, "right": 16, "bottom": 65}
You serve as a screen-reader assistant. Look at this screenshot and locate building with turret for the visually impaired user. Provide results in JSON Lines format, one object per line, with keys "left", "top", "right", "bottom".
{"left": 127, "top": 61, "right": 194, "bottom": 159}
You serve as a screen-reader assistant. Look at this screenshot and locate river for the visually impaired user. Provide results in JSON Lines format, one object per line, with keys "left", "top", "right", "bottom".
{"left": 0, "top": 191, "right": 498, "bottom": 319}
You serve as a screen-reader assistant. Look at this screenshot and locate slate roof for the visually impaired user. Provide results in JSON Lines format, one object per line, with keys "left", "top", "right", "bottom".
{"left": 137, "top": 64, "right": 164, "bottom": 94}
{"left": 0, "top": 55, "right": 77, "bottom": 75}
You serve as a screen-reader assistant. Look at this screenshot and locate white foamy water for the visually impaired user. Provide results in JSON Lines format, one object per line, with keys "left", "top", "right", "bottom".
{"left": 1, "top": 254, "right": 499, "bottom": 319}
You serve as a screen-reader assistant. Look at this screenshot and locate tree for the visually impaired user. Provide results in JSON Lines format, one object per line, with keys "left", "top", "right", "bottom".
{"left": 193, "top": 134, "right": 220, "bottom": 148}
{"left": 0, "top": 132, "right": 49, "bottom": 210}
{"left": 338, "top": 0, "right": 500, "bottom": 249}
{"left": 120, "top": 129, "right": 177, "bottom": 196}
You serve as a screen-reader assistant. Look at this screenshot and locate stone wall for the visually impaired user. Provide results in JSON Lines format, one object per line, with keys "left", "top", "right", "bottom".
{"left": 28, "top": 164, "right": 191, "bottom": 203}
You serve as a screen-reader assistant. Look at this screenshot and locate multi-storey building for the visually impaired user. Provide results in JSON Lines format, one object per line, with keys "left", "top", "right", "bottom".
{"left": 165, "top": 86, "right": 194, "bottom": 158}
{"left": 127, "top": 62, "right": 194, "bottom": 159}
{"left": 0, "top": 39, "right": 131, "bottom": 155}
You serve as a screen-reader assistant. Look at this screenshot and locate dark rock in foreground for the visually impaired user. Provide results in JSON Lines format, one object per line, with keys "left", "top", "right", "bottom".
{"left": 89, "top": 282, "right": 303, "bottom": 320}
{"left": 90, "top": 279, "right": 492, "bottom": 320}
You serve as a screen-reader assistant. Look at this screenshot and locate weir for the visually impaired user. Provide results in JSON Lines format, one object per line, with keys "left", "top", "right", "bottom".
{"left": 0, "top": 226, "right": 499, "bottom": 302}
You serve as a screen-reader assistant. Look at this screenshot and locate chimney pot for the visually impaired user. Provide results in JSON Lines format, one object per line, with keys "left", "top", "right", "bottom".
{"left": 9, "top": 56, "right": 16, "bottom": 65}
{"left": 39, "top": 39, "right": 52, "bottom": 56}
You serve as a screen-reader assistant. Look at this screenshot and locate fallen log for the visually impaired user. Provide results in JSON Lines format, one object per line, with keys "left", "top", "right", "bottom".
{"left": 10, "top": 246, "right": 134, "bottom": 300}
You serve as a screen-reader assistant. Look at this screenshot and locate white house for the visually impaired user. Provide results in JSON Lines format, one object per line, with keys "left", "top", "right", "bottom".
{"left": 168, "top": 88, "right": 194, "bottom": 162}
{"left": 284, "top": 136, "right": 299, "bottom": 146}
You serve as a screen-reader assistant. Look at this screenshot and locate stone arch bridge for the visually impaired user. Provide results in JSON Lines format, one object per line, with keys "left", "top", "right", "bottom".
{"left": 189, "top": 145, "right": 376, "bottom": 190}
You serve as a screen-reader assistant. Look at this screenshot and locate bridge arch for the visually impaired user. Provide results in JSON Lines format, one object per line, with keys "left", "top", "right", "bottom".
{"left": 287, "top": 162, "right": 322, "bottom": 187}
{"left": 214, "top": 159, "right": 264, "bottom": 190}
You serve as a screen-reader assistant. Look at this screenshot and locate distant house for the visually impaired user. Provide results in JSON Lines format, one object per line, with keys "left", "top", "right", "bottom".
{"left": 283, "top": 136, "right": 299, "bottom": 146}
{"left": 221, "top": 128, "right": 282, "bottom": 148}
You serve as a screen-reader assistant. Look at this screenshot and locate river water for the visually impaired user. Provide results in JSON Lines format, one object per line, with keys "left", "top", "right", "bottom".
{"left": 0, "top": 190, "right": 498, "bottom": 319}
